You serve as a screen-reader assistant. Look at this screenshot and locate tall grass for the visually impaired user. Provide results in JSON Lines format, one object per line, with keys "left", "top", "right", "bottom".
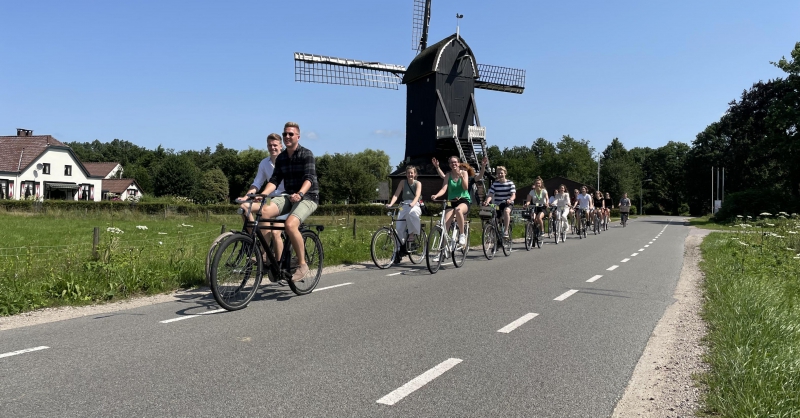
{"left": 699, "top": 214, "right": 800, "bottom": 416}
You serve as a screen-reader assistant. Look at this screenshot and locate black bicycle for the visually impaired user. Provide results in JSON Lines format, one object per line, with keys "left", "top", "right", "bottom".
{"left": 207, "top": 194, "right": 324, "bottom": 311}
{"left": 480, "top": 204, "right": 513, "bottom": 259}
{"left": 370, "top": 204, "right": 428, "bottom": 269}
{"left": 523, "top": 203, "right": 545, "bottom": 250}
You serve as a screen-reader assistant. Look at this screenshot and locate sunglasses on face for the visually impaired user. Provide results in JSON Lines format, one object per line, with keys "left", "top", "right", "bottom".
{"left": 282, "top": 132, "right": 296, "bottom": 137}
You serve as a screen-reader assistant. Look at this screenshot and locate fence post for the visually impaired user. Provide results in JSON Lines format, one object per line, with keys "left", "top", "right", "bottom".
{"left": 353, "top": 218, "right": 357, "bottom": 238}
{"left": 206, "top": 210, "right": 210, "bottom": 222}
{"left": 220, "top": 224, "right": 226, "bottom": 234}
{"left": 164, "top": 206, "right": 167, "bottom": 219}
{"left": 92, "top": 227, "right": 100, "bottom": 259}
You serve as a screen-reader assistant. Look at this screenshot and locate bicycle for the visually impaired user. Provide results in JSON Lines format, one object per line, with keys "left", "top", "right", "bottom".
{"left": 480, "top": 204, "right": 513, "bottom": 259}
{"left": 208, "top": 194, "right": 324, "bottom": 311}
{"left": 575, "top": 208, "right": 589, "bottom": 239}
{"left": 523, "top": 203, "right": 545, "bottom": 250}
{"left": 551, "top": 206, "right": 568, "bottom": 244}
{"left": 592, "top": 210, "right": 601, "bottom": 235}
{"left": 370, "top": 204, "right": 428, "bottom": 269}
{"left": 620, "top": 208, "right": 630, "bottom": 227}
{"left": 426, "top": 200, "right": 471, "bottom": 273}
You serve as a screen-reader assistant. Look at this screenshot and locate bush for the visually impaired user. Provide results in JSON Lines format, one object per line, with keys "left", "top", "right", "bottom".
{"left": 714, "top": 189, "right": 800, "bottom": 223}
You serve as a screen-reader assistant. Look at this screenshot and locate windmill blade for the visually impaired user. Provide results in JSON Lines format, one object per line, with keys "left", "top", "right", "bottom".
{"left": 294, "top": 52, "right": 406, "bottom": 90}
{"left": 411, "top": 0, "right": 432, "bottom": 52}
{"left": 475, "top": 63, "right": 526, "bottom": 94}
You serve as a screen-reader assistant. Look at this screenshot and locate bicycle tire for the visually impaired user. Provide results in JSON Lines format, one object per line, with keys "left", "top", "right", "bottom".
{"left": 582, "top": 218, "right": 588, "bottom": 238}
{"left": 210, "top": 234, "right": 262, "bottom": 311}
{"left": 286, "top": 230, "right": 324, "bottom": 295}
{"left": 502, "top": 222, "right": 512, "bottom": 256}
{"left": 370, "top": 226, "right": 397, "bottom": 269}
{"left": 482, "top": 222, "right": 497, "bottom": 260}
{"left": 206, "top": 231, "right": 234, "bottom": 285}
{"left": 524, "top": 222, "right": 533, "bottom": 251}
{"left": 553, "top": 217, "right": 559, "bottom": 245}
{"left": 426, "top": 226, "right": 444, "bottom": 274}
{"left": 452, "top": 222, "right": 467, "bottom": 268}
{"left": 407, "top": 229, "right": 428, "bottom": 264}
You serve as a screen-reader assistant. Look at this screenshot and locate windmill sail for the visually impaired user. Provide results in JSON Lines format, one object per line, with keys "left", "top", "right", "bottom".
{"left": 294, "top": 52, "right": 406, "bottom": 90}
{"left": 475, "top": 63, "right": 526, "bottom": 94}
{"left": 411, "top": 0, "right": 432, "bottom": 52}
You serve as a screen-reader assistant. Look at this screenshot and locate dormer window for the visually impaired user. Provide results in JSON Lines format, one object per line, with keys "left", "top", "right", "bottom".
{"left": 42, "top": 163, "right": 50, "bottom": 174}
{"left": 64, "top": 165, "right": 72, "bottom": 176}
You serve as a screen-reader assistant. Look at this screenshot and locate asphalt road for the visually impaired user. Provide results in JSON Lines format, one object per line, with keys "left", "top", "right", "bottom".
{"left": 0, "top": 216, "right": 688, "bottom": 417}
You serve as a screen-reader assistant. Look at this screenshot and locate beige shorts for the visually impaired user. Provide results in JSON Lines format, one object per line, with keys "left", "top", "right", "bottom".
{"left": 270, "top": 196, "right": 318, "bottom": 223}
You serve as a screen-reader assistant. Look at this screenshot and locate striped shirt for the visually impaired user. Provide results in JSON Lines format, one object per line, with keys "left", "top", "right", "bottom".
{"left": 488, "top": 180, "right": 516, "bottom": 203}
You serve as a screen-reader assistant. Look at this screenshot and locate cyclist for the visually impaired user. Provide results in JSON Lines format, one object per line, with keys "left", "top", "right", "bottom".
{"left": 259, "top": 122, "right": 319, "bottom": 282}
{"left": 547, "top": 188, "right": 558, "bottom": 238}
{"left": 386, "top": 165, "right": 422, "bottom": 244}
{"left": 571, "top": 188, "right": 580, "bottom": 233}
{"left": 523, "top": 177, "right": 548, "bottom": 237}
{"left": 573, "top": 186, "right": 593, "bottom": 234}
{"left": 483, "top": 166, "right": 516, "bottom": 238}
{"left": 552, "top": 184, "right": 571, "bottom": 242}
{"left": 236, "top": 133, "right": 285, "bottom": 261}
{"left": 594, "top": 190, "right": 605, "bottom": 229}
{"left": 619, "top": 192, "right": 632, "bottom": 226}
{"left": 434, "top": 156, "right": 488, "bottom": 205}
{"left": 431, "top": 156, "right": 472, "bottom": 248}
{"left": 604, "top": 192, "right": 613, "bottom": 228}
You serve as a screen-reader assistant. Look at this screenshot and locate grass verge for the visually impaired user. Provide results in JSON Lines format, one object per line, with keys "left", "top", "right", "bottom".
{"left": 698, "top": 219, "right": 800, "bottom": 416}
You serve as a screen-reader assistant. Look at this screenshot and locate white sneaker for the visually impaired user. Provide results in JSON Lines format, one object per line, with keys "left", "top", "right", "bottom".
{"left": 458, "top": 234, "right": 466, "bottom": 246}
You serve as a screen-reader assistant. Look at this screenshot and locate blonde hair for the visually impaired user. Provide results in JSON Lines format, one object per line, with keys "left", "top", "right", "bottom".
{"left": 496, "top": 166, "right": 507, "bottom": 175}
{"left": 267, "top": 133, "right": 281, "bottom": 142}
{"left": 284, "top": 121, "right": 300, "bottom": 132}
{"left": 405, "top": 165, "right": 418, "bottom": 176}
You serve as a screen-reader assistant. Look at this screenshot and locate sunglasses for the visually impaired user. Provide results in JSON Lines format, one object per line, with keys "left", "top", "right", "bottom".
{"left": 282, "top": 132, "right": 296, "bottom": 137}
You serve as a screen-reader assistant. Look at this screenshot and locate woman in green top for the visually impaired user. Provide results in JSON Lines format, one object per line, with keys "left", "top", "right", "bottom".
{"left": 431, "top": 156, "right": 472, "bottom": 247}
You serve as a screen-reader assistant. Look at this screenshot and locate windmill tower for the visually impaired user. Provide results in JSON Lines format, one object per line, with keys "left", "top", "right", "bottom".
{"left": 294, "top": 0, "right": 525, "bottom": 192}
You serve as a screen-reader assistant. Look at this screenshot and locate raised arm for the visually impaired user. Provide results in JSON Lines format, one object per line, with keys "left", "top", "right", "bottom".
{"left": 432, "top": 158, "right": 446, "bottom": 179}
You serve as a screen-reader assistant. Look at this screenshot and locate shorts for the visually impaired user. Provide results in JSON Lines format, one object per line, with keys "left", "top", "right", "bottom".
{"left": 533, "top": 206, "right": 546, "bottom": 216}
{"left": 270, "top": 196, "right": 318, "bottom": 223}
{"left": 497, "top": 202, "right": 513, "bottom": 213}
{"left": 447, "top": 198, "right": 471, "bottom": 212}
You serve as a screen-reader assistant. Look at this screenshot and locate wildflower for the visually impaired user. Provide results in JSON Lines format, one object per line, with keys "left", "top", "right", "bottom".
{"left": 136, "top": 225, "right": 148, "bottom": 230}
{"left": 158, "top": 232, "right": 167, "bottom": 235}
{"left": 106, "top": 227, "right": 124, "bottom": 234}
{"left": 738, "top": 241, "right": 748, "bottom": 246}
{"left": 179, "top": 223, "right": 194, "bottom": 228}
{"left": 747, "top": 215, "right": 753, "bottom": 219}
{"left": 789, "top": 231, "right": 797, "bottom": 234}
{"left": 159, "top": 241, "right": 163, "bottom": 245}
{"left": 760, "top": 212, "right": 772, "bottom": 217}
{"left": 779, "top": 211, "right": 789, "bottom": 216}
{"left": 766, "top": 223, "right": 775, "bottom": 227}
{"left": 736, "top": 215, "right": 744, "bottom": 218}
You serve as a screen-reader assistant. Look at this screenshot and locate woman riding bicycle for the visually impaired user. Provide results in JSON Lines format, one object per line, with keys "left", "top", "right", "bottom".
{"left": 552, "top": 184, "right": 571, "bottom": 242}
{"left": 386, "top": 165, "right": 422, "bottom": 244}
{"left": 523, "top": 177, "right": 548, "bottom": 237}
{"left": 594, "top": 190, "right": 605, "bottom": 227}
{"left": 573, "top": 186, "right": 593, "bottom": 231}
{"left": 431, "top": 156, "right": 472, "bottom": 247}
{"left": 482, "top": 165, "right": 516, "bottom": 238}
{"left": 603, "top": 192, "right": 613, "bottom": 227}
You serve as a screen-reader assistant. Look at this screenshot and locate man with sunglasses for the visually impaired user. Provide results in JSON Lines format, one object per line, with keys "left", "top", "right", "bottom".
{"left": 259, "top": 122, "right": 319, "bottom": 282}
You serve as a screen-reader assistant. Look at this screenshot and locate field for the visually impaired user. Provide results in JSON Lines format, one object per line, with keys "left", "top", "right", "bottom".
{"left": 698, "top": 215, "right": 800, "bottom": 416}
{"left": 0, "top": 208, "right": 533, "bottom": 316}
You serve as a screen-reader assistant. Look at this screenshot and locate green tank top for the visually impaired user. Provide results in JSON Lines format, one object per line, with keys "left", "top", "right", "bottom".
{"left": 447, "top": 174, "right": 471, "bottom": 202}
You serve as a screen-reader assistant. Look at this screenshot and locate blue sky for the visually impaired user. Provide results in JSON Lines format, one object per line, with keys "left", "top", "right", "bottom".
{"left": 2, "top": 0, "right": 798, "bottom": 167}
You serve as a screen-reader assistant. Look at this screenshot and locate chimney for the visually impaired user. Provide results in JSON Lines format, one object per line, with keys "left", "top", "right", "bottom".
{"left": 16, "top": 129, "right": 33, "bottom": 137}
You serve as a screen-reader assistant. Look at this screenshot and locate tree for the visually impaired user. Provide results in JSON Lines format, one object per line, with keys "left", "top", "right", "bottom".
{"left": 316, "top": 153, "right": 379, "bottom": 203}
{"left": 153, "top": 154, "right": 201, "bottom": 198}
{"left": 554, "top": 135, "right": 596, "bottom": 185}
{"left": 599, "top": 138, "right": 640, "bottom": 204}
{"left": 123, "top": 164, "right": 154, "bottom": 195}
{"left": 195, "top": 168, "right": 230, "bottom": 203}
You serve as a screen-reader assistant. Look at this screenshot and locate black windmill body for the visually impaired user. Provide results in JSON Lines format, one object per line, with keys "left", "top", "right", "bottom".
{"left": 294, "top": 0, "right": 525, "bottom": 190}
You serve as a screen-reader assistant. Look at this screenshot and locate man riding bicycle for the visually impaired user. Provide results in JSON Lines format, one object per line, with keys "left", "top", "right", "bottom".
{"left": 573, "top": 186, "right": 593, "bottom": 233}
{"left": 619, "top": 192, "right": 632, "bottom": 226}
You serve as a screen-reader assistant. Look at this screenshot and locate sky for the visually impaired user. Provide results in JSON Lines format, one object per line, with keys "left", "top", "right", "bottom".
{"left": 2, "top": 0, "right": 798, "bottom": 167}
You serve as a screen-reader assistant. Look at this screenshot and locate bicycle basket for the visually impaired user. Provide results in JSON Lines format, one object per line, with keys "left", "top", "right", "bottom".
{"left": 479, "top": 205, "right": 495, "bottom": 219}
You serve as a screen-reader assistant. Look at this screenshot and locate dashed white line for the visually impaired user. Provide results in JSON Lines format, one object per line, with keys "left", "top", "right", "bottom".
{"left": 621, "top": 258, "right": 630, "bottom": 263}
{"left": 639, "top": 248, "right": 645, "bottom": 251}
{"left": 554, "top": 289, "right": 579, "bottom": 301}
{"left": 376, "top": 358, "right": 463, "bottom": 405}
{"left": 160, "top": 309, "right": 226, "bottom": 324}
{"left": 607, "top": 265, "right": 619, "bottom": 271}
{"left": 0, "top": 346, "right": 50, "bottom": 359}
{"left": 631, "top": 253, "right": 639, "bottom": 257}
{"left": 648, "top": 241, "right": 653, "bottom": 244}
{"left": 313, "top": 282, "right": 353, "bottom": 291}
{"left": 386, "top": 270, "right": 413, "bottom": 277}
{"left": 586, "top": 275, "right": 603, "bottom": 283}
{"left": 497, "top": 313, "right": 539, "bottom": 333}
{"left": 644, "top": 245, "right": 650, "bottom": 248}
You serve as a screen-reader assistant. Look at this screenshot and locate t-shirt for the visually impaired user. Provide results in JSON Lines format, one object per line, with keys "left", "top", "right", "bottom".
{"left": 528, "top": 188, "right": 547, "bottom": 205}
{"left": 251, "top": 157, "right": 285, "bottom": 197}
{"left": 576, "top": 193, "right": 592, "bottom": 210}
{"left": 489, "top": 181, "right": 516, "bottom": 204}
{"left": 619, "top": 198, "right": 632, "bottom": 212}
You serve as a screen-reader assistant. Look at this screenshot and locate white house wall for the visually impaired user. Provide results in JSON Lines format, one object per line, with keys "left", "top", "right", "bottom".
{"left": 16, "top": 148, "right": 102, "bottom": 201}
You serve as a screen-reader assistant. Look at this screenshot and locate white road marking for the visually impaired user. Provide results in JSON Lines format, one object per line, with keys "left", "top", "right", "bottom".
{"left": 160, "top": 309, "right": 226, "bottom": 324}
{"left": 644, "top": 245, "right": 650, "bottom": 248}
{"left": 376, "top": 358, "right": 463, "bottom": 405}
{"left": 554, "top": 289, "right": 579, "bottom": 301}
{"left": 586, "top": 275, "right": 603, "bottom": 283}
{"left": 314, "top": 282, "right": 353, "bottom": 291}
{"left": 649, "top": 241, "right": 653, "bottom": 244}
{"left": 497, "top": 313, "right": 539, "bottom": 333}
{"left": 621, "top": 258, "right": 630, "bottom": 263}
{"left": 607, "top": 265, "right": 619, "bottom": 271}
{"left": 386, "top": 269, "right": 414, "bottom": 277}
{"left": 631, "top": 253, "right": 639, "bottom": 257}
{"left": 639, "top": 248, "right": 645, "bottom": 251}
{"left": 0, "top": 346, "right": 50, "bottom": 359}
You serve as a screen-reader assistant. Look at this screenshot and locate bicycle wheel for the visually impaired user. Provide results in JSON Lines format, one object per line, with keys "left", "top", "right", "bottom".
{"left": 502, "top": 222, "right": 512, "bottom": 256}
{"left": 286, "top": 230, "right": 324, "bottom": 295}
{"left": 454, "top": 223, "right": 468, "bottom": 267}
{"left": 210, "top": 234, "right": 262, "bottom": 311}
{"left": 553, "top": 218, "right": 559, "bottom": 245}
{"left": 407, "top": 229, "right": 428, "bottom": 264}
{"left": 482, "top": 222, "right": 497, "bottom": 259}
{"left": 370, "top": 227, "right": 398, "bottom": 269}
{"left": 426, "top": 226, "right": 444, "bottom": 274}
{"left": 593, "top": 217, "right": 598, "bottom": 235}
{"left": 582, "top": 219, "right": 588, "bottom": 238}
{"left": 524, "top": 222, "right": 533, "bottom": 251}
{"left": 206, "top": 231, "right": 234, "bottom": 285}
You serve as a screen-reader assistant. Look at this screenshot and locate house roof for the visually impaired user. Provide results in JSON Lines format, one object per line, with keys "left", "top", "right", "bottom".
{"left": 83, "top": 162, "right": 121, "bottom": 177}
{"left": 102, "top": 178, "right": 141, "bottom": 194}
{"left": 0, "top": 135, "right": 65, "bottom": 173}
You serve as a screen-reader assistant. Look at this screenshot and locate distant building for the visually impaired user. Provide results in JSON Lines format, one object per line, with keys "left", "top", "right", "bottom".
{"left": 101, "top": 178, "right": 143, "bottom": 201}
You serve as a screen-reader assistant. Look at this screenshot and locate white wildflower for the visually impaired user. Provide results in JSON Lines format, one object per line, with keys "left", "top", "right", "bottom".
{"left": 736, "top": 215, "right": 744, "bottom": 218}
{"left": 106, "top": 227, "right": 124, "bottom": 234}
{"left": 158, "top": 232, "right": 167, "bottom": 235}
{"left": 738, "top": 241, "right": 748, "bottom": 246}
{"left": 760, "top": 212, "right": 772, "bottom": 216}
{"left": 180, "top": 223, "right": 193, "bottom": 228}
{"left": 789, "top": 231, "right": 797, "bottom": 234}
{"left": 159, "top": 241, "right": 163, "bottom": 245}
{"left": 136, "top": 225, "right": 148, "bottom": 230}
{"left": 766, "top": 223, "right": 775, "bottom": 227}
{"left": 779, "top": 211, "right": 789, "bottom": 216}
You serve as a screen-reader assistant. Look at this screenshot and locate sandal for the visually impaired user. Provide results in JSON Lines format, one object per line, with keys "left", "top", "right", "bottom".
{"left": 291, "top": 263, "right": 309, "bottom": 282}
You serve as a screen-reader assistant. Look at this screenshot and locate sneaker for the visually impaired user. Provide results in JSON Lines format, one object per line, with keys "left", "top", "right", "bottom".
{"left": 431, "top": 254, "right": 440, "bottom": 262}
{"left": 291, "top": 264, "right": 309, "bottom": 282}
{"left": 458, "top": 234, "right": 466, "bottom": 246}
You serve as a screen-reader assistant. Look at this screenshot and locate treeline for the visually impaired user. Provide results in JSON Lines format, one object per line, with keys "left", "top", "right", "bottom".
{"left": 67, "top": 141, "right": 391, "bottom": 205}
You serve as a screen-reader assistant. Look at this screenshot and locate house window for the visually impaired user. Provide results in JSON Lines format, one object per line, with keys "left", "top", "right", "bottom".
{"left": 0, "top": 180, "right": 9, "bottom": 199}
{"left": 127, "top": 189, "right": 137, "bottom": 196}
{"left": 79, "top": 184, "right": 91, "bottom": 201}
{"left": 20, "top": 181, "right": 36, "bottom": 199}
{"left": 42, "top": 163, "right": 50, "bottom": 174}
{"left": 64, "top": 165, "right": 72, "bottom": 176}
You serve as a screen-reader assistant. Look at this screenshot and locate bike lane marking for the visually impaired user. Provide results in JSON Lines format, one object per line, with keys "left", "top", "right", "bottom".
{"left": 644, "top": 245, "right": 650, "bottom": 248}
{"left": 554, "top": 289, "right": 579, "bottom": 301}
{"left": 376, "top": 358, "right": 463, "bottom": 406}
{"left": 586, "top": 275, "right": 603, "bottom": 283}
{"left": 621, "top": 258, "right": 631, "bottom": 263}
{"left": 160, "top": 309, "right": 226, "bottom": 324}
{"left": 0, "top": 346, "right": 49, "bottom": 359}
{"left": 497, "top": 313, "right": 539, "bottom": 333}
{"left": 386, "top": 269, "right": 415, "bottom": 277}
{"left": 631, "top": 253, "right": 639, "bottom": 257}
{"left": 313, "top": 282, "right": 353, "bottom": 291}
{"left": 607, "top": 265, "right": 619, "bottom": 271}
{"left": 639, "top": 248, "right": 645, "bottom": 251}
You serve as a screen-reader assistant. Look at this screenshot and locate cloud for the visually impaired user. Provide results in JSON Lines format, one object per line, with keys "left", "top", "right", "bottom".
{"left": 305, "top": 131, "right": 319, "bottom": 140}
{"left": 371, "top": 129, "right": 404, "bottom": 138}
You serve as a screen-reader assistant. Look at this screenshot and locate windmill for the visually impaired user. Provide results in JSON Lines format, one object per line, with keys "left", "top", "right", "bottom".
{"left": 293, "top": 0, "right": 526, "bottom": 177}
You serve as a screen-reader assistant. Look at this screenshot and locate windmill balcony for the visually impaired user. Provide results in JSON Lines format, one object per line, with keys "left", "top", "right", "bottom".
{"left": 436, "top": 124, "right": 457, "bottom": 139}
{"left": 468, "top": 126, "right": 486, "bottom": 140}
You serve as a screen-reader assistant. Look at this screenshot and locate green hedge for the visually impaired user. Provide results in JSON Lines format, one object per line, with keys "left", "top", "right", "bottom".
{"left": 715, "top": 189, "right": 800, "bottom": 223}
{"left": 0, "top": 200, "right": 238, "bottom": 215}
